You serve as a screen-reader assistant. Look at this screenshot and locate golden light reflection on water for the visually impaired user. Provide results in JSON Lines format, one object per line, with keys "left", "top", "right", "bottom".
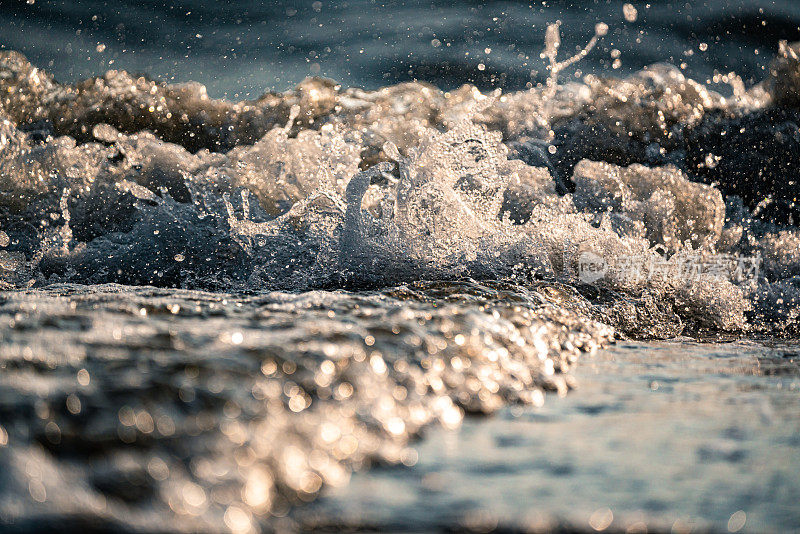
{"left": 0, "top": 281, "right": 610, "bottom": 531}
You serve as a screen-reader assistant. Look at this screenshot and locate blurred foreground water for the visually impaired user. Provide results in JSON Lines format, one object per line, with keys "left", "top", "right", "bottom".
{"left": 2, "top": 0, "right": 800, "bottom": 97}
{"left": 298, "top": 340, "right": 800, "bottom": 533}
{"left": 1, "top": 285, "right": 798, "bottom": 532}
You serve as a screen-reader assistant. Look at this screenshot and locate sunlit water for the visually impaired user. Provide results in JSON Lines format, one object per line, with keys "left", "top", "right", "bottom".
{"left": 1, "top": 1, "right": 800, "bottom": 531}
{"left": 1, "top": 285, "right": 798, "bottom": 532}
{"left": 0, "top": 282, "right": 611, "bottom": 532}
{"left": 297, "top": 341, "right": 800, "bottom": 533}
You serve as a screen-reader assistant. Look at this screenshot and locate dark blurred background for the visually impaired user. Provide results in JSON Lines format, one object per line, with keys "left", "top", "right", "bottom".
{"left": 1, "top": 0, "right": 799, "bottom": 98}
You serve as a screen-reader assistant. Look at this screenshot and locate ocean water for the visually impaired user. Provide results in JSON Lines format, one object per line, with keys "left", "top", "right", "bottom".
{"left": 297, "top": 341, "right": 800, "bottom": 533}
{"left": 1, "top": 0, "right": 800, "bottom": 532}
{"left": 2, "top": 0, "right": 800, "bottom": 97}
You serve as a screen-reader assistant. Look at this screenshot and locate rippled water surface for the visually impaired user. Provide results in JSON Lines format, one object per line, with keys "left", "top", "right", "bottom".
{"left": 0, "top": 282, "right": 611, "bottom": 532}
{"left": 298, "top": 340, "right": 800, "bottom": 533}
{"left": 1, "top": 284, "right": 798, "bottom": 532}
{"left": 2, "top": 0, "right": 799, "bottom": 97}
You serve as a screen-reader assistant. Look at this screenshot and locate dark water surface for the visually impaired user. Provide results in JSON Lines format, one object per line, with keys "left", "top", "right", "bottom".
{"left": 2, "top": 0, "right": 800, "bottom": 97}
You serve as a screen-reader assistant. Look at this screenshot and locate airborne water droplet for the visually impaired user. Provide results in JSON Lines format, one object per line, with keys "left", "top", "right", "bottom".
{"left": 623, "top": 3, "right": 638, "bottom": 23}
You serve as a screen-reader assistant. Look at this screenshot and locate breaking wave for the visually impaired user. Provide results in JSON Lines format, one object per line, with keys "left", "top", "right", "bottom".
{"left": 1, "top": 38, "right": 799, "bottom": 336}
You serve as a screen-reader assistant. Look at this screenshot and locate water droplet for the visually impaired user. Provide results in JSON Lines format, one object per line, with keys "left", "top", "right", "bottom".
{"left": 623, "top": 3, "right": 638, "bottom": 23}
